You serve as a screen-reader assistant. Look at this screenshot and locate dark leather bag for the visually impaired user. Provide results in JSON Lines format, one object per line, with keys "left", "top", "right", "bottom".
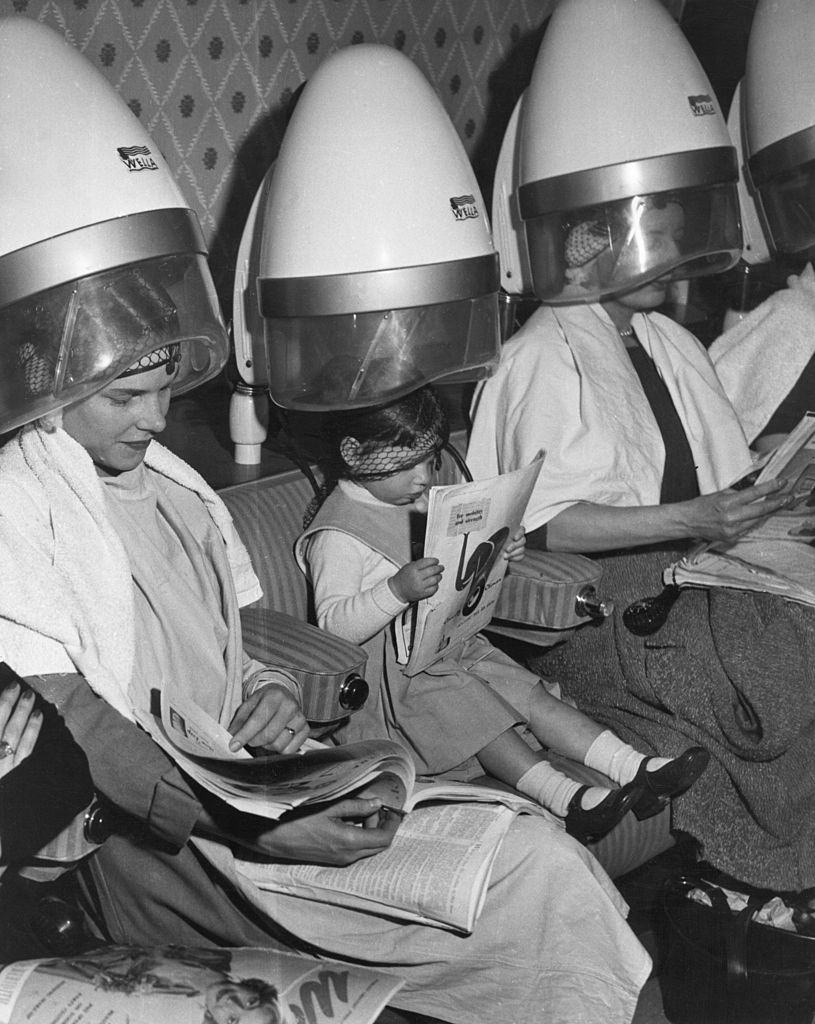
{"left": 657, "top": 872, "right": 815, "bottom": 1024}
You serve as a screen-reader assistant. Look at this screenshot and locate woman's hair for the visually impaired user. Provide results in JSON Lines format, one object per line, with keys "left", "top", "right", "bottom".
{"left": 13, "top": 268, "right": 180, "bottom": 403}
{"left": 303, "top": 385, "right": 449, "bottom": 527}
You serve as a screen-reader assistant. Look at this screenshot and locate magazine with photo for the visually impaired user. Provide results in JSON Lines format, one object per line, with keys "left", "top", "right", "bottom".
{"left": 667, "top": 411, "right": 815, "bottom": 605}
{"left": 0, "top": 944, "right": 401, "bottom": 1024}
{"left": 403, "top": 457, "right": 544, "bottom": 675}
{"left": 133, "top": 685, "right": 416, "bottom": 820}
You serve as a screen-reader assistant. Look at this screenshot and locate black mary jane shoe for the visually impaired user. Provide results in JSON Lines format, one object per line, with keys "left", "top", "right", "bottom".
{"left": 631, "top": 746, "right": 711, "bottom": 821}
{"left": 565, "top": 780, "right": 644, "bottom": 845}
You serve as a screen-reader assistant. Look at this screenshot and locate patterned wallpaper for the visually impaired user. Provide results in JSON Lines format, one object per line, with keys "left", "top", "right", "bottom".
{"left": 1, "top": 0, "right": 563, "bottom": 312}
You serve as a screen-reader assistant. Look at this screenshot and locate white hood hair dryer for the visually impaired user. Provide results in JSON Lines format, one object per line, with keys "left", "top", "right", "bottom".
{"left": 0, "top": 17, "right": 229, "bottom": 435}
{"left": 492, "top": 0, "right": 742, "bottom": 308}
{"left": 230, "top": 43, "right": 501, "bottom": 463}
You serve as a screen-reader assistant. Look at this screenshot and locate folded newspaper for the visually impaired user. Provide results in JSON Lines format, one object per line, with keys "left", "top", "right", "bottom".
{"left": 667, "top": 411, "right": 815, "bottom": 606}
{"left": 401, "top": 458, "right": 544, "bottom": 675}
{"left": 0, "top": 944, "right": 401, "bottom": 1024}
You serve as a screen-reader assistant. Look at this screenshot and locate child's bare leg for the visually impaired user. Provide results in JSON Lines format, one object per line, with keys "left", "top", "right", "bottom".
{"left": 527, "top": 682, "right": 671, "bottom": 777}
{"left": 476, "top": 728, "right": 614, "bottom": 817}
{"left": 476, "top": 727, "right": 551, "bottom": 787}
{"left": 527, "top": 684, "right": 608, "bottom": 763}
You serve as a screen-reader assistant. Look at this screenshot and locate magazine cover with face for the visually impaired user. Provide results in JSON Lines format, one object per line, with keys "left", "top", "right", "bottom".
{"left": 0, "top": 945, "right": 402, "bottom": 1024}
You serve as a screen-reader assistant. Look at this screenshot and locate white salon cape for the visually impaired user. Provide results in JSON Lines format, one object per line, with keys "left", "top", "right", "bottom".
{"left": 467, "top": 303, "right": 753, "bottom": 532}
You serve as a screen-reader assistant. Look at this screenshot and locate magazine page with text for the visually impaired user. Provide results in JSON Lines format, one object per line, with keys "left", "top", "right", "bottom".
{"left": 233, "top": 782, "right": 549, "bottom": 934}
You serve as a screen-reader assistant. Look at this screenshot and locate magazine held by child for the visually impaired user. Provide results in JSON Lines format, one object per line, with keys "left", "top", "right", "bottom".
{"left": 402, "top": 457, "right": 543, "bottom": 674}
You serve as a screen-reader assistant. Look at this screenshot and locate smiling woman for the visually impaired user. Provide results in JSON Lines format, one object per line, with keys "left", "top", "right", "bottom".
{"left": 61, "top": 356, "right": 180, "bottom": 476}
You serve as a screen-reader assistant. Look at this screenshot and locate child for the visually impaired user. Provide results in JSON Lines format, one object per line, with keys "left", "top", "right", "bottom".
{"left": 296, "top": 386, "right": 709, "bottom": 843}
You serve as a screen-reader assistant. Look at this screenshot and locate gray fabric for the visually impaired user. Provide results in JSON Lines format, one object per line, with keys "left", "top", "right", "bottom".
{"left": 536, "top": 547, "right": 815, "bottom": 891}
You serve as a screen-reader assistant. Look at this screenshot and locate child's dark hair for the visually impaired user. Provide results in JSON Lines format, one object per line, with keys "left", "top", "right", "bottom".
{"left": 303, "top": 385, "right": 449, "bottom": 527}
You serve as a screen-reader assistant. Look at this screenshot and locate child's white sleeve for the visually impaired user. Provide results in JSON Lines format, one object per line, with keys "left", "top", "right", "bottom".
{"left": 305, "top": 530, "right": 407, "bottom": 645}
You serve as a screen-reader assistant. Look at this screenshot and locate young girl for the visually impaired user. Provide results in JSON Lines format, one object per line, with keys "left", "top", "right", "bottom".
{"left": 296, "top": 386, "right": 709, "bottom": 843}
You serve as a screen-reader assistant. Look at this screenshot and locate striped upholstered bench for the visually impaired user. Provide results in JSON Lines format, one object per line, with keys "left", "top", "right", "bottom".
{"left": 218, "top": 458, "right": 673, "bottom": 880}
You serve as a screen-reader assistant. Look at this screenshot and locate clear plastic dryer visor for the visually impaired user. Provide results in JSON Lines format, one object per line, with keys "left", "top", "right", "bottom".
{"left": 525, "top": 182, "right": 741, "bottom": 304}
{"left": 263, "top": 294, "right": 500, "bottom": 410}
{"left": 0, "top": 253, "right": 229, "bottom": 433}
{"left": 751, "top": 157, "right": 815, "bottom": 255}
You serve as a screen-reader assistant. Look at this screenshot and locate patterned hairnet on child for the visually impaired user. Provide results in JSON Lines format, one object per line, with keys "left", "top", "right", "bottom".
{"left": 303, "top": 386, "right": 451, "bottom": 528}
{"left": 337, "top": 386, "right": 449, "bottom": 481}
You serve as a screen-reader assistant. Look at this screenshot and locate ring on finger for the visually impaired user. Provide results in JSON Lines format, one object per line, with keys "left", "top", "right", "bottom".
{"left": 284, "top": 727, "right": 296, "bottom": 736}
{"left": 0, "top": 740, "right": 15, "bottom": 758}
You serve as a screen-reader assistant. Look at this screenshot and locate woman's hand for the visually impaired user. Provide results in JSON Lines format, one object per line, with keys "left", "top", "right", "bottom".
{"left": 228, "top": 683, "right": 308, "bottom": 754}
{"left": 0, "top": 683, "right": 42, "bottom": 781}
{"left": 389, "top": 557, "right": 443, "bottom": 603}
{"left": 503, "top": 527, "right": 526, "bottom": 562}
{"left": 683, "top": 478, "right": 792, "bottom": 544}
{"left": 244, "top": 793, "right": 403, "bottom": 865}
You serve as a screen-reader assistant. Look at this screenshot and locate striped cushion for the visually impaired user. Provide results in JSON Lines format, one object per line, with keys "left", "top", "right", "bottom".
{"left": 493, "top": 549, "right": 603, "bottom": 631}
{"left": 240, "top": 607, "right": 368, "bottom": 724}
{"left": 220, "top": 468, "right": 314, "bottom": 621}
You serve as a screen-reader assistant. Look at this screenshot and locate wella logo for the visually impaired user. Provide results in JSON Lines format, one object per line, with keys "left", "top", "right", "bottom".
{"left": 688, "top": 94, "right": 716, "bottom": 116}
{"left": 117, "top": 144, "right": 159, "bottom": 171}
{"left": 450, "top": 194, "right": 479, "bottom": 220}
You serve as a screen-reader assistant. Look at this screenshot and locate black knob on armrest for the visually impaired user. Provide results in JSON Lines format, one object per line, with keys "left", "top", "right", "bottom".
{"left": 339, "top": 674, "right": 369, "bottom": 711}
{"left": 574, "top": 585, "right": 614, "bottom": 621}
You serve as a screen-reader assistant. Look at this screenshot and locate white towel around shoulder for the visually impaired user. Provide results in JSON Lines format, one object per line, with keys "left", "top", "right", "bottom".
{"left": 0, "top": 426, "right": 260, "bottom": 720}
{"left": 710, "top": 263, "right": 815, "bottom": 443}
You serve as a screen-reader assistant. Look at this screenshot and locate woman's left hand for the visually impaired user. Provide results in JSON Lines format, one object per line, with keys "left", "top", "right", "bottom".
{"left": 503, "top": 527, "right": 527, "bottom": 562}
{"left": 0, "top": 683, "right": 42, "bottom": 781}
{"left": 228, "top": 683, "right": 309, "bottom": 754}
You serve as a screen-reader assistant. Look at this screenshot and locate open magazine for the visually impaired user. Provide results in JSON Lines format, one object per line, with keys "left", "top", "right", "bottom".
{"left": 0, "top": 944, "right": 401, "bottom": 1024}
{"left": 667, "top": 411, "right": 815, "bottom": 606}
{"left": 402, "top": 458, "right": 544, "bottom": 674}
{"left": 234, "top": 781, "right": 548, "bottom": 935}
{"left": 133, "top": 684, "right": 416, "bottom": 819}
{"left": 135, "top": 671, "right": 550, "bottom": 937}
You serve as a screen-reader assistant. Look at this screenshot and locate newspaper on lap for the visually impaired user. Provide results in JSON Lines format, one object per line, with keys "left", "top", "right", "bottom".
{"left": 667, "top": 411, "right": 815, "bottom": 607}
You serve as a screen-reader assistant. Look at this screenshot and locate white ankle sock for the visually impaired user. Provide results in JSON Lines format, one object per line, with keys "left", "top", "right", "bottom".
{"left": 584, "top": 730, "right": 673, "bottom": 784}
{"left": 583, "top": 730, "right": 646, "bottom": 785}
{"left": 516, "top": 762, "right": 610, "bottom": 817}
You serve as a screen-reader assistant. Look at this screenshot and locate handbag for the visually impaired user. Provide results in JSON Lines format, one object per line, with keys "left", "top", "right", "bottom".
{"left": 657, "top": 870, "right": 815, "bottom": 1024}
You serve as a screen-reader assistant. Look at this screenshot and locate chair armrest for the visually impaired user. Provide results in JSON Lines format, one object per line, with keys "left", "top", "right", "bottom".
{"left": 488, "top": 550, "right": 613, "bottom": 645}
{"left": 240, "top": 607, "right": 370, "bottom": 725}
